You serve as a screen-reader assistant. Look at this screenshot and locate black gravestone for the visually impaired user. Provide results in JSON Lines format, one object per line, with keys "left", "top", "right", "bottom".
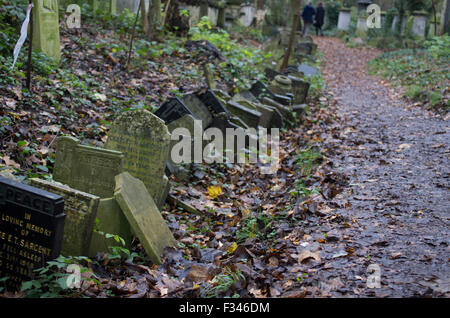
{"left": 197, "top": 90, "right": 231, "bottom": 118}
{"left": 250, "top": 81, "right": 276, "bottom": 101}
{"left": 154, "top": 97, "right": 196, "bottom": 125}
{"left": 0, "top": 177, "right": 65, "bottom": 292}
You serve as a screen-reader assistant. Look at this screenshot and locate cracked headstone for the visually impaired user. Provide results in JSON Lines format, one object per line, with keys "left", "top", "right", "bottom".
{"left": 114, "top": 172, "right": 176, "bottom": 265}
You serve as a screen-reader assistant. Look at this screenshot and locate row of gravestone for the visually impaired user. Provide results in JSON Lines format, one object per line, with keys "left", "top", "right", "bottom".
{"left": 0, "top": 109, "right": 176, "bottom": 291}
{"left": 0, "top": 73, "right": 313, "bottom": 291}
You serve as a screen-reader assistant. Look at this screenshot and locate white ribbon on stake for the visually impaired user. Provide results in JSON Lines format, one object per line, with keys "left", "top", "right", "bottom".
{"left": 11, "top": 3, "right": 34, "bottom": 70}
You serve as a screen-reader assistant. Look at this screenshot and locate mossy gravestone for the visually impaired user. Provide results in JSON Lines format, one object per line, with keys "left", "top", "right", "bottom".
{"left": 29, "top": 178, "right": 99, "bottom": 257}
{"left": 33, "top": 0, "right": 61, "bottom": 63}
{"left": 105, "top": 110, "right": 170, "bottom": 208}
{"left": 114, "top": 172, "right": 176, "bottom": 265}
{"left": 53, "top": 136, "right": 124, "bottom": 198}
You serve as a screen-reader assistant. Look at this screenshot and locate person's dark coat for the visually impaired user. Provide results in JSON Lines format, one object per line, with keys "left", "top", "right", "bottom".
{"left": 301, "top": 4, "right": 316, "bottom": 23}
{"left": 315, "top": 6, "right": 325, "bottom": 27}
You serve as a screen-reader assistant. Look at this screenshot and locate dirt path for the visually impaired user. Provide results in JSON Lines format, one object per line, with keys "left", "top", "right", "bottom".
{"left": 312, "top": 37, "right": 450, "bottom": 297}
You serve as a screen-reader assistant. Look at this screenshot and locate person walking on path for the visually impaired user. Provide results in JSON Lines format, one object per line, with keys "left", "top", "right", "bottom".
{"left": 301, "top": 1, "right": 316, "bottom": 36}
{"left": 314, "top": 2, "right": 325, "bottom": 36}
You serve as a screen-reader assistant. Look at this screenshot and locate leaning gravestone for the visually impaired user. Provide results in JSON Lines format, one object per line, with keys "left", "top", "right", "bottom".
{"left": 182, "top": 94, "right": 213, "bottom": 128}
{"left": 53, "top": 136, "right": 124, "bottom": 198}
{"left": 289, "top": 76, "right": 310, "bottom": 104}
{"left": 114, "top": 172, "right": 176, "bottom": 265}
{"left": 105, "top": 110, "right": 170, "bottom": 208}
{"left": 197, "top": 90, "right": 231, "bottom": 118}
{"left": 232, "top": 96, "right": 273, "bottom": 129}
{"left": 226, "top": 101, "right": 262, "bottom": 129}
{"left": 154, "top": 98, "right": 196, "bottom": 125}
{"left": 29, "top": 179, "right": 99, "bottom": 257}
{"left": 33, "top": 0, "right": 61, "bottom": 63}
{"left": 0, "top": 177, "right": 65, "bottom": 291}
{"left": 297, "top": 63, "right": 318, "bottom": 77}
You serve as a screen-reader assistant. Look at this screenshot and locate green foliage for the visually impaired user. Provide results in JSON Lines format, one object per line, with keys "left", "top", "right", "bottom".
{"left": 369, "top": 35, "right": 449, "bottom": 111}
{"left": 296, "top": 147, "right": 323, "bottom": 176}
{"left": 201, "top": 267, "right": 245, "bottom": 298}
{"left": 189, "top": 17, "right": 269, "bottom": 91}
{"left": 21, "top": 255, "right": 97, "bottom": 298}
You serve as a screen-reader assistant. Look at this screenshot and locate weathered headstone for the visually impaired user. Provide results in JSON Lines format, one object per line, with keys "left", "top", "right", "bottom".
{"left": 226, "top": 101, "right": 262, "bottom": 129}
{"left": 114, "top": 173, "right": 176, "bottom": 265}
{"left": 232, "top": 97, "right": 273, "bottom": 128}
{"left": 88, "top": 197, "right": 133, "bottom": 257}
{"left": 32, "top": 0, "right": 61, "bottom": 63}
{"left": 182, "top": 94, "right": 213, "bottom": 127}
{"left": 29, "top": 178, "right": 99, "bottom": 257}
{"left": 412, "top": 11, "right": 427, "bottom": 37}
{"left": 0, "top": 177, "right": 65, "bottom": 291}
{"left": 154, "top": 97, "right": 196, "bottom": 125}
{"left": 105, "top": 110, "right": 170, "bottom": 208}
{"left": 289, "top": 76, "right": 310, "bottom": 104}
{"left": 337, "top": 8, "right": 351, "bottom": 30}
{"left": 54, "top": 136, "right": 123, "bottom": 198}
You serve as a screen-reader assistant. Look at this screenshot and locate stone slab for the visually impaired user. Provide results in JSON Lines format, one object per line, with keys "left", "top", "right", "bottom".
{"left": 114, "top": 172, "right": 176, "bottom": 264}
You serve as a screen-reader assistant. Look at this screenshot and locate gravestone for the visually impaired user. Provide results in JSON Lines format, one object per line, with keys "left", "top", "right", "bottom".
{"left": 289, "top": 76, "right": 310, "bottom": 104}
{"left": 337, "top": 8, "right": 351, "bottom": 30}
{"left": 0, "top": 177, "right": 65, "bottom": 291}
{"left": 88, "top": 197, "right": 133, "bottom": 257}
{"left": 53, "top": 136, "right": 123, "bottom": 198}
{"left": 32, "top": 0, "right": 61, "bottom": 63}
{"left": 154, "top": 97, "right": 196, "bottom": 125}
{"left": 105, "top": 110, "right": 170, "bottom": 208}
{"left": 262, "top": 97, "right": 291, "bottom": 118}
{"left": 29, "top": 179, "right": 98, "bottom": 257}
{"left": 412, "top": 11, "right": 427, "bottom": 37}
{"left": 166, "top": 114, "right": 202, "bottom": 179}
{"left": 182, "top": 95, "right": 213, "bottom": 128}
{"left": 197, "top": 90, "right": 231, "bottom": 117}
{"left": 298, "top": 63, "right": 318, "bottom": 77}
{"left": 250, "top": 81, "right": 276, "bottom": 101}
{"left": 226, "top": 101, "right": 262, "bottom": 129}
{"left": 114, "top": 173, "right": 176, "bottom": 265}
{"left": 232, "top": 97, "right": 273, "bottom": 128}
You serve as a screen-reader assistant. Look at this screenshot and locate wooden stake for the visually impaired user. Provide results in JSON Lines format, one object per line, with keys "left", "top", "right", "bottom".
{"left": 280, "top": 13, "right": 300, "bottom": 73}
{"left": 126, "top": 0, "right": 142, "bottom": 69}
